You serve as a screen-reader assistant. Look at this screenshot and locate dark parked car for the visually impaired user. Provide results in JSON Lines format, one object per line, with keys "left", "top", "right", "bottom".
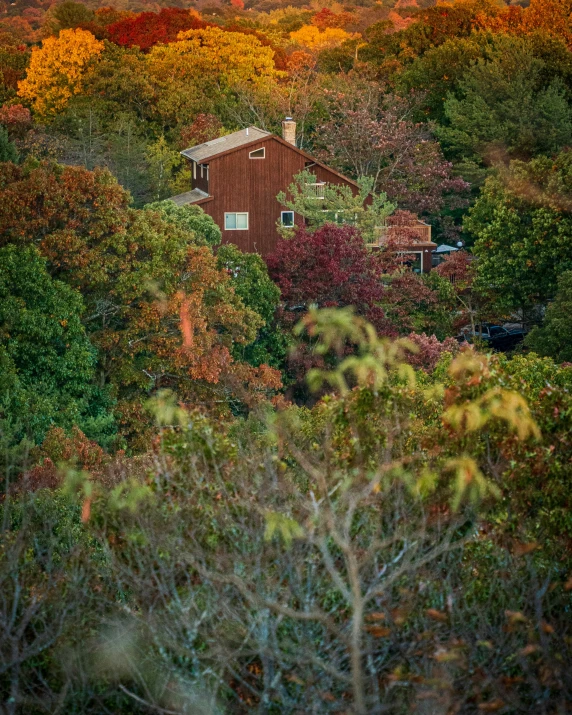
{"left": 457, "top": 323, "right": 525, "bottom": 352}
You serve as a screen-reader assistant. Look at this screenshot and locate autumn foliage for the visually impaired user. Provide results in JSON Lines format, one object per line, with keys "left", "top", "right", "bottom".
{"left": 311, "top": 8, "right": 355, "bottom": 30}
{"left": 4, "top": 1, "right": 572, "bottom": 709}
{"left": 17, "top": 28, "right": 104, "bottom": 116}
{"left": 267, "top": 223, "right": 389, "bottom": 332}
{"left": 0, "top": 161, "right": 281, "bottom": 441}
{"left": 290, "top": 24, "right": 358, "bottom": 52}
{"left": 107, "top": 8, "right": 210, "bottom": 51}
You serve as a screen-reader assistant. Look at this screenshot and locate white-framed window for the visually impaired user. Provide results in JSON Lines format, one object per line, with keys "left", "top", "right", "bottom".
{"left": 249, "top": 147, "right": 265, "bottom": 159}
{"left": 225, "top": 212, "right": 249, "bottom": 230}
{"left": 280, "top": 210, "right": 295, "bottom": 227}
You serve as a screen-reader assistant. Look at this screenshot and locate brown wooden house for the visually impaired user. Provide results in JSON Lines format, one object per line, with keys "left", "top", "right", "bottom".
{"left": 170, "top": 120, "right": 363, "bottom": 256}
{"left": 170, "top": 120, "right": 437, "bottom": 269}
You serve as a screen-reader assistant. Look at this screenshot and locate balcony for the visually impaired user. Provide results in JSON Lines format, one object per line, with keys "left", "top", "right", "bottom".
{"left": 368, "top": 220, "right": 433, "bottom": 247}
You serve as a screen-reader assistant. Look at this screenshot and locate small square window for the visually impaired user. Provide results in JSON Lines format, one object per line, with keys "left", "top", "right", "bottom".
{"left": 281, "top": 211, "right": 295, "bottom": 227}
{"left": 249, "top": 147, "right": 265, "bottom": 159}
{"left": 225, "top": 212, "right": 249, "bottom": 230}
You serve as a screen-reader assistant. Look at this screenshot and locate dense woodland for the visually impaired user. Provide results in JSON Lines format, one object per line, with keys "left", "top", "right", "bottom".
{"left": 2, "top": 0, "right": 572, "bottom": 712}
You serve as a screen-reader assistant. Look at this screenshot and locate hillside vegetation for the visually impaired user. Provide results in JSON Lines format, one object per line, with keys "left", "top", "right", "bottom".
{"left": 2, "top": 0, "right": 572, "bottom": 712}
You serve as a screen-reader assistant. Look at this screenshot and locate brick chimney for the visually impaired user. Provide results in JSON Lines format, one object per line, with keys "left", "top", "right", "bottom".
{"left": 282, "top": 117, "right": 296, "bottom": 146}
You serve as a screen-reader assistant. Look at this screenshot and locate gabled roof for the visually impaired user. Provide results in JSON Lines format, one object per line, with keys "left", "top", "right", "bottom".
{"left": 179, "top": 125, "right": 360, "bottom": 189}
{"left": 181, "top": 127, "right": 271, "bottom": 163}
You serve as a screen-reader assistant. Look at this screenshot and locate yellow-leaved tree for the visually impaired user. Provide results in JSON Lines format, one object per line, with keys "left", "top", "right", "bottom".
{"left": 18, "top": 28, "right": 104, "bottom": 117}
{"left": 147, "top": 27, "right": 281, "bottom": 125}
{"left": 290, "top": 25, "right": 358, "bottom": 52}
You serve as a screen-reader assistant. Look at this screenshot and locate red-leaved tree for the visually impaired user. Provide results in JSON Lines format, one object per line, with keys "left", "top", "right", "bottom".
{"left": 0, "top": 103, "right": 31, "bottom": 138}
{"left": 405, "top": 332, "right": 459, "bottom": 372}
{"left": 267, "top": 224, "right": 395, "bottom": 400}
{"left": 315, "top": 89, "right": 470, "bottom": 216}
{"left": 107, "top": 9, "right": 209, "bottom": 51}
{"left": 311, "top": 8, "right": 355, "bottom": 30}
{"left": 178, "top": 113, "right": 223, "bottom": 150}
{"left": 435, "top": 250, "right": 479, "bottom": 332}
{"left": 267, "top": 223, "right": 390, "bottom": 332}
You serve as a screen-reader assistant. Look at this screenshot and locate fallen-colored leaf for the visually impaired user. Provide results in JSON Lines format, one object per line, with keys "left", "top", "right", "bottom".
{"left": 505, "top": 610, "right": 527, "bottom": 625}
{"left": 81, "top": 497, "right": 91, "bottom": 523}
{"left": 319, "top": 691, "right": 336, "bottom": 702}
{"left": 426, "top": 608, "right": 448, "bottom": 622}
{"left": 366, "top": 612, "right": 386, "bottom": 621}
{"left": 390, "top": 607, "right": 407, "bottom": 625}
{"left": 286, "top": 674, "right": 304, "bottom": 686}
{"left": 434, "top": 647, "right": 461, "bottom": 663}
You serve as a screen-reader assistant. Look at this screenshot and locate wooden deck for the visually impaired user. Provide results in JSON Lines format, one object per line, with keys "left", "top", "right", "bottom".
{"left": 367, "top": 221, "right": 433, "bottom": 247}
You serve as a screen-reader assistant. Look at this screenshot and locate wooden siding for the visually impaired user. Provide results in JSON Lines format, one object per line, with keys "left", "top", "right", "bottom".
{"left": 195, "top": 137, "right": 357, "bottom": 256}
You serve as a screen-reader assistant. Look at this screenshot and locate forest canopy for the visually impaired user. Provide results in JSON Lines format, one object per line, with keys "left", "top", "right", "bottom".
{"left": 2, "top": 0, "right": 572, "bottom": 712}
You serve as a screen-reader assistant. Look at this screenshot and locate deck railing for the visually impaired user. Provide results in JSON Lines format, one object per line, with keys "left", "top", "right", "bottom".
{"left": 368, "top": 222, "right": 432, "bottom": 246}
{"left": 305, "top": 182, "right": 326, "bottom": 199}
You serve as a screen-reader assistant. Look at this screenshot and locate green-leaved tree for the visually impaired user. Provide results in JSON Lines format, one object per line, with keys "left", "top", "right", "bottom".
{"left": 216, "top": 243, "right": 287, "bottom": 369}
{"left": 466, "top": 151, "right": 572, "bottom": 314}
{"left": 526, "top": 271, "right": 572, "bottom": 363}
{"left": 277, "top": 169, "right": 395, "bottom": 244}
{"left": 439, "top": 35, "right": 572, "bottom": 162}
{"left": 145, "top": 200, "right": 222, "bottom": 247}
{"left": 0, "top": 244, "right": 114, "bottom": 446}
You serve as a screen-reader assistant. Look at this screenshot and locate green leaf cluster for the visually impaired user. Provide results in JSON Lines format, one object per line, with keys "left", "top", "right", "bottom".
{"left": 0, "top": 244, "right": 114, "bottom": 446}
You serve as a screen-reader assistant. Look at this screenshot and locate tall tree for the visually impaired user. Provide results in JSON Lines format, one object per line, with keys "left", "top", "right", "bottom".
{"left": 42, "top": 1, "right": 96, "bottom": 36}
{"left": 439, "top": 35, "right": 572, "bottom": 162}
{"left": 525, "top": 271, "right": 572, "bottom": 362}
{"left": 0, "top": 125, "right": 17, "bottom": 162}
{"left": 0, "top": 244, "right": 112, "bottom": 445}
{"left": 147, "top": 27, "right": 280, "bottom": 128}
{"left": 277, "top": 169, "right": 395, "bottom": 245}
{"left": 400, "top": 32, "right": 572, "bottom": 124}
{"left": 0, "top": 161, "right": 281, "bottom": 442}
{"left": 314, "top": 83, "right": 469, "bottom": 215}
{"left": 145, "top": 200, "right": 221, "bottom": 247}
{"left": 17, "top": 28, "right": 105, "bottom": 117}
{"left": 267, "top": 223, "right": 390, "bottom": 333}
{"left": 216, "top": 243, "right": 286, "bottom": 369}
{"left": 466, "top": 151, "right": 572, "bottom": 313}
{"left": 107, "top": 8, "right": 208, "bottom": 51}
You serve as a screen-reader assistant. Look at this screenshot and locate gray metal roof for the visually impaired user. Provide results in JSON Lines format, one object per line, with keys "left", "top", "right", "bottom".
{"left": 168, "top": 188, "right": 210, "bottom": 206}
{"left": 180, "top": 127, "right": 271, "bottom": 163}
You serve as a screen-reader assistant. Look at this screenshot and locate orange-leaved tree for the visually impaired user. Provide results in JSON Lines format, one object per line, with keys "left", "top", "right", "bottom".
{"left": 18, "top": 27, "right": 104, "bottom": 117}
{"left": 0, "top": 161, "right": 282, "bottom": 446}
{"left": 476, "top": 0, "right": 572, "bottom": 48}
